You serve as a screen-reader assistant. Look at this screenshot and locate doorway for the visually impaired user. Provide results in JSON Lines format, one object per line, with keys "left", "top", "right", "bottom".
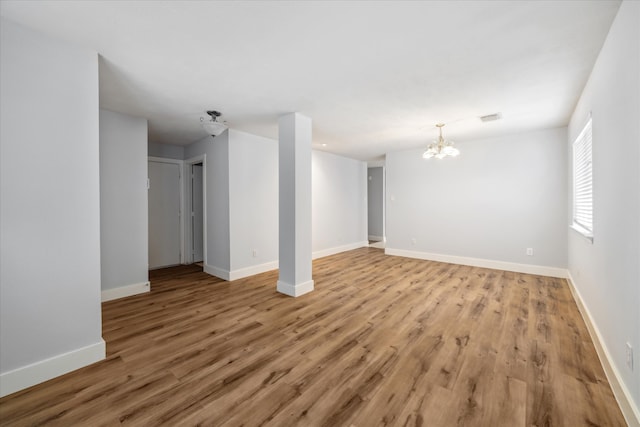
{"left": 367, "top": 166, "right": 385, "bottom": 249}
{"left": 184, "top": 155, "right": 206, "bottom": 267}
{"left": 191, "top": 163, "right": 204, "bottom": 263}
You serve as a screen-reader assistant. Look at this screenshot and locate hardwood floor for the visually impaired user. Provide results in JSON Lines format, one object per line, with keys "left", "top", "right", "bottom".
{"left": 0, "top": 248, "right": 626, "bottom": 426}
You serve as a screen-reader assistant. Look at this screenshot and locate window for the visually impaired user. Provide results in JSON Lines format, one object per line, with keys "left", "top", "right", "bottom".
{"left": 572, "top": 118, "right": 593, "bottom": 240}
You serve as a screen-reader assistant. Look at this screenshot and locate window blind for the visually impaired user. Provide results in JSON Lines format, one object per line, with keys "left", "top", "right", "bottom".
{"left": 573, "top": 118, "right": 593, "bottom": 236}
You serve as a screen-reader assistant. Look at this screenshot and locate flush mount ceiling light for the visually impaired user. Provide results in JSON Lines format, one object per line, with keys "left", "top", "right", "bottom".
{"left": 423, "top": 123, "right": 460, "bottom": 159}
{"left": 200, "top": 110, "right": 228, "bottom": 136}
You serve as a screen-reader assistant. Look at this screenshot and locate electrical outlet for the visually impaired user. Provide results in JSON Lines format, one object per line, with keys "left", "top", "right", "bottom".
{"left": 626, "top": 342, "right": 634, "bottom": 371}
{"left": 526, "top": 248, "right": 534, "bottom": 256}
{"left": 252, "top": 249, "right": 257, "bottom": 258}
{"left": 411, "top": 238, "right": 416, "bottom": 245}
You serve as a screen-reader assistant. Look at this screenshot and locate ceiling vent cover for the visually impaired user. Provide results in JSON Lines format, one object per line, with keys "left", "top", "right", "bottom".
{"left": 479, "top": 112, "right": 502, "bottom": 122}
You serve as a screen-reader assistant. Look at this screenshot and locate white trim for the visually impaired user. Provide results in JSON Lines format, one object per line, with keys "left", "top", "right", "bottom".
{"left": 312, "top": 241, "right": 369, "bottom": 260}
{"left": 566, "top": 273, "right": 640, "bottom": 427}
{"left": 204, "top": 263, "right": 230, "bottom": 281}
{"left": 229, "top": 261, "right": 279, "bottom": 281}
{"left": 147, "top": 156, "right": 183, "bottom": 165}
{"left": 570, "top": 223, "right": 594, "bottom": 243}
{"left": 184, "top": 154, "right": 206, "bottom": 164}
{"left": 367, "top": 159, "right": 385, "bottom": 168}
{"left": 204, "top": 241, "right": 368, "bottom": 282}
{"left": 368, "top": 235, "right": 384, "bottom": 242}
{"left": 369, "top": 241, "right": 385, "bottom": 249}
{"left": 382, "top": 166, "right": 386, "bottom": 245}
{"left": 384, "top": 248, "right": 567, "bottom": 278}
{"left": 277, "top": 279, "right": 314, "bottom": 297}
{"left": 101, "top": 281, "right": 150, "bottom": 302}
{"left": 0, "top": 340, "right": 105, "bottom": 398}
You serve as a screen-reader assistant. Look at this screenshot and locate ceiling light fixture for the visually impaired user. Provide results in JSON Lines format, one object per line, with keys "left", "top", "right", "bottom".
{"left": 423, "top": 123, "right": 460, "bottom": 159}
{"left": 201, "top": 110, "right": 227, "bottom": 136}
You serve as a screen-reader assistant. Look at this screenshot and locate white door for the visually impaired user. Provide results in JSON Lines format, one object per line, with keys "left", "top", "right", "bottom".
{"left": 192, "top": 163, "right": 204, "bottom": 263}
{"left": 148, "top": 161, "right": 181, "bottom": 269}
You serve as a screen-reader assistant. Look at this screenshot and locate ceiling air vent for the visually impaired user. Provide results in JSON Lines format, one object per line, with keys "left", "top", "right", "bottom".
{"left": 479, "top": 112, "right": 502, "bottom": 122}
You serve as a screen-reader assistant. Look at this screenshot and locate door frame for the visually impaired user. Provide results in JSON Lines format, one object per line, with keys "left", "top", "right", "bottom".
{"left": 184, "top": 154, "right": 207, "bottom": 266}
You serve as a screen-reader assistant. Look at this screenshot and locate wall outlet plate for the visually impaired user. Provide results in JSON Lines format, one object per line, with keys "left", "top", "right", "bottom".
{"left": 626, "top": 342, "right": 634, "bottom": 371}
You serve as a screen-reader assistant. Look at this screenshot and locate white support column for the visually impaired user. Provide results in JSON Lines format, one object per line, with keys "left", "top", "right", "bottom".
{"left": 277, "top": 113, "right": 314, "bottom": 297}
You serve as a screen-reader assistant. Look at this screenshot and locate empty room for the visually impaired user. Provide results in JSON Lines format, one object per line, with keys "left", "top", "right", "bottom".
{"left": 0, "top": 1, "right": 638, "bottom": 426}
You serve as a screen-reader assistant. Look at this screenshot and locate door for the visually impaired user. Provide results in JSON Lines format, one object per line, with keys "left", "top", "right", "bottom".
{"left": 191, "top": 163, "right": 204, "bottom": 263}
{"left": 148, "top": 161, "right": 181, "bottom": 269}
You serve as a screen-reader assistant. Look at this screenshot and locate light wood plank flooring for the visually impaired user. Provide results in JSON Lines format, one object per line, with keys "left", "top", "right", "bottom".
{"left": 0, "top": 248, "right": 626, "bottom": 426}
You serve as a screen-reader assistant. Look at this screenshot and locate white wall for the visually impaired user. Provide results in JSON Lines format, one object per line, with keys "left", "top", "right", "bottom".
{"left": 0, "top": 18, "right": 104, "bottom": 396}
{"left": 312, "top": 150, "right": 368, "bottom": 257}
{"left": 386, "top": 127, "right": 568, "bottom": 274}
{"left": 148, "top": 141, "right": 184, "bottom": 160}
{"left": 185, "top": 133, "right": 231, "bottom": 277}
{"left": 183, "top": 132, "right": 368, "bottom": 280}
{"left": 100, "top": 109, "right": 149, "bottom": 299}
{"left": 206, "top": 133, "right": 231, "bottom": 276}
{"left": 367, "top": 167, "right": 384, "bottom": 240}
{"left": 229, "top": 130, "right": 279, "bottom": 273}
{"left": 567, "top": 0, "right": 639, "bottom": 419}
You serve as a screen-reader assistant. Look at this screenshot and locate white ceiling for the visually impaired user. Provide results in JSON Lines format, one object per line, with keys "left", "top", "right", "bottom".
{"left": 0, "top": 1, "right": 621, "bottom": 161}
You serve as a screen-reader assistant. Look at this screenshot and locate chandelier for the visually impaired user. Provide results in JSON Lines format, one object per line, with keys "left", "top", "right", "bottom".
{"left": 423, "top": 123, "right": 460, "bottom": 159}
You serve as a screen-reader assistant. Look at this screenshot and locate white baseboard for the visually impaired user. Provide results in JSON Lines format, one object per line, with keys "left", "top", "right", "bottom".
{"left": 201, "top": 241, "right": 366, "bottom": 282}
{"left": 204, "top": 263, "right": 230, "bottom": 281}
{"left": 566, "top": 273, "right": 640, "bottom": 427}
{"left": 312, "top": 241, "right": 369, "bottom": 260}
{"left": 368, "top": 235, "right": 383, "bottom": 241}
{"left": 384, "top": 248, "right": 567, "bottom": 278}
{"left": 229, "top": 241, "right": 369, "bottom": 280}
{"left": 229, "top": 261, "right": 279, "bottom": 281}
{"left": 0, "top": 340, "right": 106, "bottom": 398}
{"left": 101, "top": 281, "right": 150, "bottom": 302}
{"left": 277, "top": 279, "right": 314, "bottom": 297}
